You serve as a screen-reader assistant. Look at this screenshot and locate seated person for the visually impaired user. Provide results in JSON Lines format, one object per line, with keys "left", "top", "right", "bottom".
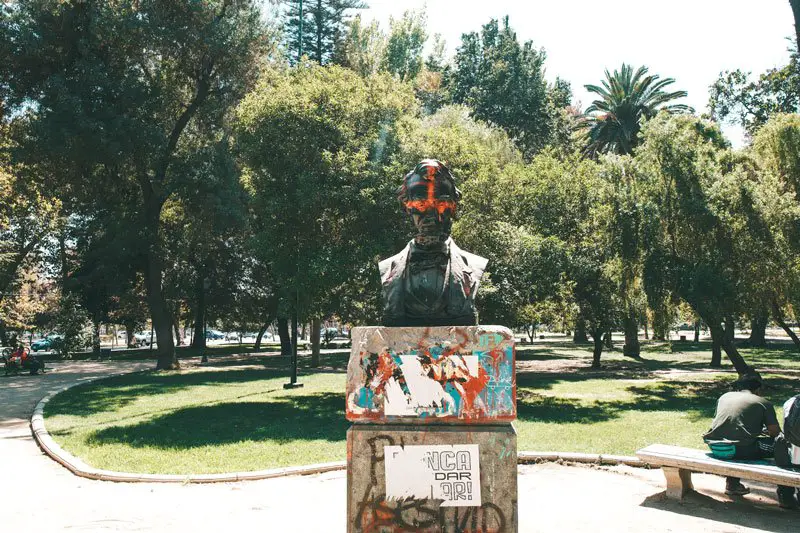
{"left": 8, "top": 344, "right": 24, "bottom": 363}
{"left": 703, "top": 371, "right": 797, "bottom": 509}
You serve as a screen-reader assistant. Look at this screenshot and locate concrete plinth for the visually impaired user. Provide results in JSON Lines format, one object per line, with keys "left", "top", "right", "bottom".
{"left": 347, "top": 423, "right": 517, "bottom": 533}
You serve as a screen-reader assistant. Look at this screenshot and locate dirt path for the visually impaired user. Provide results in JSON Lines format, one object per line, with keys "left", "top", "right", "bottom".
{"left": 1, "top": 358, "right": 797, "bottom": 531}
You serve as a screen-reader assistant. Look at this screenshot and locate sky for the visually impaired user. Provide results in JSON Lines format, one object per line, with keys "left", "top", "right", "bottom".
{"left": 360, "top": 0, "right": 795, "bottom": 146}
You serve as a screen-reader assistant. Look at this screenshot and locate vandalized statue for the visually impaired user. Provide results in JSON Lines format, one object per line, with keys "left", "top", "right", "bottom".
{"left": 380, "top": 159, "right": 488, "bottom": 326}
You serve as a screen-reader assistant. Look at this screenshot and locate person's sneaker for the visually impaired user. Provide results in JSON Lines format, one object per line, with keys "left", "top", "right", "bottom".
{"left": 725, "top": 481, "right": 750, "bottom": 496}
{"left": 778, "top": 488, "right": 799, "bottom": 510}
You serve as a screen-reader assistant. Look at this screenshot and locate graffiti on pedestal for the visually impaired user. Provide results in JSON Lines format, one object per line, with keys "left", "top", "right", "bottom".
{"left": 347, "top": 328, "right": 515, "bottom": 422}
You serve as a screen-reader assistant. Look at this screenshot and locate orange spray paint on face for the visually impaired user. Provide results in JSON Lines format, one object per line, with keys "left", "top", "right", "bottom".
{"left": 403, "top": 162, "right": 457, "bottom": 219}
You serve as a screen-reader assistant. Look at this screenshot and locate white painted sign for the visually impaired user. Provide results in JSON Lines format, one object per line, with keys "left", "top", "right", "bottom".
{"left": 384, "top": 444, "right": 481, "bottom": 507}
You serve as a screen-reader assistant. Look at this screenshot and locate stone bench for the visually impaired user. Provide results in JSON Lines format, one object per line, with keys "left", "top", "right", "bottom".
{"left": 636, "top": 444, "right": 800, "bottom": 500}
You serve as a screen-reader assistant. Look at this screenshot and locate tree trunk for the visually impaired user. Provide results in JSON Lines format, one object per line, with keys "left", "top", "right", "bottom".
{"left": 724, "top": 315, "right": 735, "bottom": 344}
{"left": 748, "top": 311, "right": 768, "bottom": 347}
{"left": 311, "top": 317, "right": 321, "bottom": 367}
{"left": 573, "top": 317, "right": 588, "bottom": 343}
{"left": 709, "top": 322, "right": 751, "bottom": 374}
{"left": 710, "top": 323, "right": 723, "bottom": 368}
{"left": 278, "top": 317, "right": 292, "bottom": 356}
{"left": 143, "top": 214, "right": 177, "bottom": 370}
{"left": 124, "top": 321, "right": 135, "bottom": 348}
{"left": 791, "top": 0, "right": 800, "bottom": 54}
{"left": 173, "top": 316, "right": 183, "bottom": 347}
{"left": 591, "top": 330, "right": 604, "bottom": 369}
{"left": 604, "top": 328, "right": 613, "bottom": 349}
{"left": 652, "top": 304, "right": 669, "bottom": 341}
{"left": 643, "top": 320, "right": 649, "bottom": 340}
{"left": 315, "top": 0, "right": 323, "bottom": 64}
{"left": 772, "top": 299, "right": 800, "bottom": 351}
{"left": 623, "top": 314, "right": 641, "bottom": 358}
{"left": 254, "top": 321, "right": 270, "bottom": 351}
{"left": 694, "top": 320, "right": 700, "bottom": 343}
{"left": 190, "top": 272, "right": 206, "bottom": 350}
{"left": 92, "top": 319, "right": 101, "bottom": 357}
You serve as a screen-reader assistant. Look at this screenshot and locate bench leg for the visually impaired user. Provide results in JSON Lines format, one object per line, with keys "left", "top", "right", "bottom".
{"left": 662, "top": 466, "right": 693, "bottom": 500}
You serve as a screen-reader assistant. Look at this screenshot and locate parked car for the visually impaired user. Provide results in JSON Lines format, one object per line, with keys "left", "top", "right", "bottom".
{"left": 132, "top": 332, "right": 154, "bottom": 347}
{"left": 205, "top": 329, "right": 225, "bottom": 340}
{"left": 31, "top": 334, "right": 64, "bottom": 352}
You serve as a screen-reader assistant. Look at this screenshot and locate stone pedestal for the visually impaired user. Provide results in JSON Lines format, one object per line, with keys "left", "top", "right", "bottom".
{"left": 348, "top": 424, "right": 517, "bottom": 533}
{"left": 345, "top": 326, "right": 517, "bottom": 533}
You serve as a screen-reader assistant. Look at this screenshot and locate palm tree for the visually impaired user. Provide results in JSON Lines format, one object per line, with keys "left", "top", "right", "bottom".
{"left": 583, "top": 64, "right": 692, "bottom": 156}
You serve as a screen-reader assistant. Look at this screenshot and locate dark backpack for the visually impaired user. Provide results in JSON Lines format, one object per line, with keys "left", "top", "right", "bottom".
{"left": 785, "top": 395, "right": 800, "bottom": 447}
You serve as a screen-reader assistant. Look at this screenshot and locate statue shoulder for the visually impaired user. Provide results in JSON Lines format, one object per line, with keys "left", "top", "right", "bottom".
{"left": 451, "top": 243, "right": 488, "bottom": 278}
{"left": 378, "top": 244, "right": 411, "bottom": 285}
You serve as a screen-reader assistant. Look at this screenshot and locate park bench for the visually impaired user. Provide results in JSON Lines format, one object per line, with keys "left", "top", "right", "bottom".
{"left": 637, "top": 444, "right": 800, "bottom": 500}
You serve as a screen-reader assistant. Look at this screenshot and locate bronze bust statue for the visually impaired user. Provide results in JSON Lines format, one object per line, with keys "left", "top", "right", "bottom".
{"left": 379, "top": 159, "right": 488, "bottom": 327}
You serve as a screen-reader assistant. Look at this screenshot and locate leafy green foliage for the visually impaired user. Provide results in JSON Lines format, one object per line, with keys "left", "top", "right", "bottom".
{"left": 1, "top": 0, "right": 272, "bottom": 368}
{"left": 709, "top": 54, "right": 800, "bottom": 136}
{"left": 381, "top": 9, "right": 427, "bottom": 82}
{"left": 336, "top": 14, "right": 386, "bottom": 77}
{"left": 636, "top": 113, "right": 758, "bottom": 372}
{"left": 448, "top": 17, "right": 569, "bottom": 158}
{"left": 234, "top": 65, "right": 417, "bottom": 324}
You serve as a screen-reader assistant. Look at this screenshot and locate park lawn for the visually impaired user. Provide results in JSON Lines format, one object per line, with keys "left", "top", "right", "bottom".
{"left": 44, "top": 340, "right": 800, "bottom": 475}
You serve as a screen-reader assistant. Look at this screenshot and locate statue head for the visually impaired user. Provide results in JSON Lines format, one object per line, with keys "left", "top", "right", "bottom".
{"left": 397, "top": 159, "right": 462, "bottom": 245}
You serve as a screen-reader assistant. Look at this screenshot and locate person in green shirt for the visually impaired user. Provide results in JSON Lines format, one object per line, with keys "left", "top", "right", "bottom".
{"left": 703, "top": 372, "right": 797, "bottom": 509}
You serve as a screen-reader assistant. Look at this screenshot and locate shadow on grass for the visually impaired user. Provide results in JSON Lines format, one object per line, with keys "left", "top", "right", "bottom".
{"left": 87, "top": 392, "right": 347, "bottom": 448}
{"left": 517, "top": 372, "right": 799, "bottom": 426}
{"left": 45, "top": 368, "right": 288, "bottom": 417}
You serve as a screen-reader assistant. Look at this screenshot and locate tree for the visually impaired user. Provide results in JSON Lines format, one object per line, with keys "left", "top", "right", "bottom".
{"left": 0, "top": 118, "right": 61, "bottom": 343}
{"left": 448, "top": 17, "right": 567, "bottom": 158}
{"left": 234, "top": 66, "right": 417, "bottom": 365}
{"left": 601, "top": 155, "right": 645, "bottom": 358}
{"left": 283, "top": 0, "right": 365, "bottom": 65}
{"left": 752, "top": 113, "right": 800, "bottom": 350}
{"left": 381, "top": 9, "right": 427, "bottom": 82}
{"left": 584, "top": 64, "right": 691, "bottom": 157}
{"left": 791, "top": 0, "right": 800, "bottom": 54}
{"left": 2, "top": 1, "right": 271, "bottom": 369}
{"left": 637, "top": 113, "right": 757, "bottom": 374}
{"left": 336, "top": 15, "right": 386, "bottom": 77}
{"left": 708, "top": 55, "right": 800, "bottom": 137}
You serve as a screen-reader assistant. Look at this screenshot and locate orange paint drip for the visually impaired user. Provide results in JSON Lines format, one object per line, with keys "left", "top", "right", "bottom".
{"left": 460, "top": 365, "right": 490, "bottom": 415}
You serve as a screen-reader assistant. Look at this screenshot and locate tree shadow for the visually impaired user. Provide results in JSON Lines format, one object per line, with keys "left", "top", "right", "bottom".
{"left": 87, "top": 392, "right": 347, "bottom": 449}
{"left": 45, "top": 368, "right": 288, "bottom": 417}
{"left": 517, "top": 390, "right": 620, "bottom": 423}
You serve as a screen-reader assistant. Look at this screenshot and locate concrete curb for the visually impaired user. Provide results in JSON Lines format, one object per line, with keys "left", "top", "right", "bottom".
{"left": 31, "top": 371, "right": 646, "bottom": 484}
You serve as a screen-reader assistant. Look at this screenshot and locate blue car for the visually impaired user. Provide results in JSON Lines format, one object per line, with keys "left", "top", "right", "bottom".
{"left": 31, "top": 335, "right": 63, "bottom": 352}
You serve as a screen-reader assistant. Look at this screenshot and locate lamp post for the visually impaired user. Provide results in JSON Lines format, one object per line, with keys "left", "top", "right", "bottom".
{"left": 283, "top": 0, "right": 304, "bottom": 390}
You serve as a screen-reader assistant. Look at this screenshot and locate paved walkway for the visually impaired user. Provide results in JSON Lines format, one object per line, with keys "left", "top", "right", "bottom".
{"left": 1, "top": 360, "right": 796, "bottom": 532}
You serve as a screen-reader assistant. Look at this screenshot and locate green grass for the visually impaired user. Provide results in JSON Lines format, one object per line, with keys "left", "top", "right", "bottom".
{"left": 44, "top": 338, "right": 800, "bottom": 474}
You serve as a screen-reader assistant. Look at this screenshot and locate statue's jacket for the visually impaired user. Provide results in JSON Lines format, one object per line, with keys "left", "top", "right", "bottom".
{"left": 379, "top": 238, "right": 488, "bottom": 327}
